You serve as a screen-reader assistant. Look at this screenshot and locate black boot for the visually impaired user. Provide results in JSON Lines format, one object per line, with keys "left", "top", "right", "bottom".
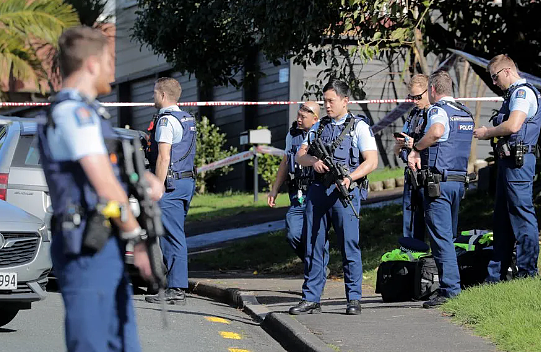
{"left": 145, "top": 288, "right": 186, "bottom": 305}
{"left": 346, "top": 300, "right": 362, "bottom": 315}
{"left": 422, "top": 295, "right": 448, "bottom": 309}
{"left": 289, "top": 300, "right": 321, "bottom": 315}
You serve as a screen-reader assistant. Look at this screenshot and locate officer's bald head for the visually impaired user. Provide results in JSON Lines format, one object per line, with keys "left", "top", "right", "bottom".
{"left": 300, "top": 101, "right": 320, "bottom": 119}
{"left": 57, "top": 26, "right": 109, "bottom": 78}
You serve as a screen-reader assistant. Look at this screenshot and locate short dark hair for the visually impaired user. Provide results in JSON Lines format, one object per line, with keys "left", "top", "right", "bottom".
{"left": 57, "top": 26, "right": 109, "bottom": 78}
{"left": 429, "top": 70, "right": 453, "bottom": 96}
{"left": 323, "top": 80, "right": 349, "bottom": 98}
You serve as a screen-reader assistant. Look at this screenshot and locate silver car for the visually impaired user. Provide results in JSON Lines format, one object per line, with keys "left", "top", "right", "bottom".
{"left": 0, "top": 119, "right": 147, "bottom": 224}
{"left": 0, "top": 199, "right": 51, "bottom": 327}
{"left": 0, "top": 121, "right": 51, "bottom": 224}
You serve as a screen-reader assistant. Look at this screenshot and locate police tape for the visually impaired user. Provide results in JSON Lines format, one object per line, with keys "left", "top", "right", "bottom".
{"left": 197, "top": 146, "right": 286, "bottom": 174}
{"left": 0, "top": 97, "right": 504, "bottom": 108}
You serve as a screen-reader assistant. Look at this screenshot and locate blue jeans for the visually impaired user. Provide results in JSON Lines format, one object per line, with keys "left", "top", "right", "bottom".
{"left": 402, "top": 180, "right": 425, "bottom": 241}
{"left": 423, "top": 181, "right": 464, "bottom": 298}
{"left": 286, "top": 198, "right": 329, "bottom": 267}
{"left": 159, "top": 178, "right": 195, "bottom": 289}
{"left": 52, "top": 236, "right": 141, "bottom": 352}
{"left": 302, "top": 183, "right": 362, "bottom": 303}
{"left": 487, "top": 154, "right": 539, "bottom": 281}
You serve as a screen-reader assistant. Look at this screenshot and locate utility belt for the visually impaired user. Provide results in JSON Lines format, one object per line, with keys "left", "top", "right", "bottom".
{"left": 165, "top": 167, "right": 196, "bottom": 190}
{"left": 52, "top": 200, "right": 123, "bottom": 255}
{"left": 167, "top": 169, "right": 196, "bottom": 180}
{"left": 287, "top": 176, "right": 311, "bottom": 205}
{"left": 408, "top": 169, "right": 475, "bottom": 198}
{"left": 494, "top": 140, "right": 535, "bottom": 168}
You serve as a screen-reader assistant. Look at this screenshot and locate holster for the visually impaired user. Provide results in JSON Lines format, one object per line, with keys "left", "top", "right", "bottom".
{"left": 359, "top": 177, "right": 369, "bottom": 201}
{"left": 82, "top": 210, "right": 114, "bottom": 253}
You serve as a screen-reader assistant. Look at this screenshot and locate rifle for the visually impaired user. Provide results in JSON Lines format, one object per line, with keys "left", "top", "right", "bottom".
{"left": 117, "top": 137, "right": 168, "bottom": 326}
{"left": 309, "top": 138, "right": 360, "bottom": 219}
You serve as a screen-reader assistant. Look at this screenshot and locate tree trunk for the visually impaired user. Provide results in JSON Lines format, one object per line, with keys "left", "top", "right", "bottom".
{"left": 414, "top": 28, "right": 430, "bottom": 75}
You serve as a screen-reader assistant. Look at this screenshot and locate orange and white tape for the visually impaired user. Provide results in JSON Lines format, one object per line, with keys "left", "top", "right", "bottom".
{"left": 0, "top": 97, "right": 504, "bottom": 108}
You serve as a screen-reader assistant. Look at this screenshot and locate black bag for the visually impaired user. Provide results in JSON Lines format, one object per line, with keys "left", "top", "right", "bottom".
{"left": 456, "top": 247, "right": 492, "bottom": 288}
{"left": 376, "top": 255, "right": 439, "bottom": 302}
{"left": 413, "top": 256, "right": 439, "bottom": 301}
{"left": 376, "top": 261, "right": 417, "bottom": 302}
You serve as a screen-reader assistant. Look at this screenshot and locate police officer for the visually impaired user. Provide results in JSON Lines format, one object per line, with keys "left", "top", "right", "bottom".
{"left": 145, "top": 77, "right": 197, "bottom": 305}
{"left": 38, "top": 26, "right": 160, "bottom": 351}
{"left": 394, "top": 74, "right": 429, "bottom": 241}
{"left": 267, "top": 102, "right": 330, "bottom": 272}
{"left": 290, "top": 80, "right": 378, "bottom": 315}
{"left": 474, "top": 54, "right": 541, "bottom": 282}
{"left": 408, "top": 70, "right": 474, "bottom": 308}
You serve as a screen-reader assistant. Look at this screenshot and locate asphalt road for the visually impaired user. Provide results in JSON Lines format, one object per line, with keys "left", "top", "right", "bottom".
{"left": 1, "top": 290, "right": 285, "bottom": 352}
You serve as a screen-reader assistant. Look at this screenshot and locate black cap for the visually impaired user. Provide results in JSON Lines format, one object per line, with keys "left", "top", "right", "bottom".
{"left": 399, "top": 237, "right": 429, "bottom": 253}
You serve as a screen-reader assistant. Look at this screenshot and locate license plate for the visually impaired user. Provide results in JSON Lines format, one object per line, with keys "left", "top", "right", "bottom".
{"left": 0, "top": 273, "right": 17, "bottom": 290}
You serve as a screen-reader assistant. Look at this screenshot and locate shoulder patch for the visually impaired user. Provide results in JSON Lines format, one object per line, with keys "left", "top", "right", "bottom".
{"left": 429, "top": 108, "right": 439, "bottom": 117}
{"left": 74, "top": 106, "right": 94, "bottom": 127}
{"left": 515, "top": 89, "right": 526, "bottom": 99}
{"left": 158, "top": 118, "right": 169, "bottom": 127}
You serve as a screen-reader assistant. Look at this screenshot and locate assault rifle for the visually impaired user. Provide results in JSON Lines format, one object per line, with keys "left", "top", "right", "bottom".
{"left": 117, "top": 136, "right": 168, "bottom": 325}
{"left": 309, "top": 138, "right": 360, "bottom": 219}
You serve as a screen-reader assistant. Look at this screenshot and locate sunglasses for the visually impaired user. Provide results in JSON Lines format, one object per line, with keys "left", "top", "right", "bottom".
{"left": 491, "top": 67, "right": 509, "bottom": 81}
{"left": 407, "top": 89, "right": 427, "bottom": 101}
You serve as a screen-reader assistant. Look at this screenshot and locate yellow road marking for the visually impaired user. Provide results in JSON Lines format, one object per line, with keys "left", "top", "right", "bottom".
{"left": 219, "top": 331, "right": 242, "bottom": 340}
{"left": 228, "top": 349, "right": 251, "bottom": 352}
{"left": 205, "top": 316, "right": 230, "bottom": 324}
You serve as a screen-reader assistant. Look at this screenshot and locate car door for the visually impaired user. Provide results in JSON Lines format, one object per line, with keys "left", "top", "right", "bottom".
{"left": 6, "top": 134, "right": 51, "bottom": 225}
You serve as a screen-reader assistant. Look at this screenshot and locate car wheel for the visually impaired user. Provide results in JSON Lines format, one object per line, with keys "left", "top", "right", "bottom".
{"left": 0, "top": 308, "right": 19, "bottom": 327}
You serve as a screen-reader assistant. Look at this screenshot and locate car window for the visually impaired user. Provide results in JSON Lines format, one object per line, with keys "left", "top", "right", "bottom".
{"left": 12, "top": 135, "right": 41, "bottom": 167}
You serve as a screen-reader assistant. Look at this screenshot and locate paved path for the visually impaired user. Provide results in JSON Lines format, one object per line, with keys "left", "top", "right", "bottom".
{"left": 189, "top": 272, "right": 498, "bottom": 352}
{"left": 2, "top": 291, "right": 285, "bottom": 352}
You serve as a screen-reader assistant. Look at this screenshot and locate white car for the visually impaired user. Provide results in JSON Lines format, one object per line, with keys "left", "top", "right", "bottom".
{"left": 0, "top": 200, "right": 51, "bottom": 327}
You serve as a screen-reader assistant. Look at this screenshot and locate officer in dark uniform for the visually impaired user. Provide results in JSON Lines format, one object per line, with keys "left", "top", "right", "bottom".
{"left": 38, "top": 26, "right": 160, "bottom": 351}
{"left": 290, "top": 80, "right": 378, "bottom": 315}
{"left": 268, "top": 102, "right": 330, "bottom": 270}
{"left": 474, "top": 54, "right": 541, "bottom": 281}
{"left": 145, "top": 77, "right": 197, "bottom": 305}
{"left": 394, "top": 74, "right": 429, "bottom": 241}
{"left": 408, "top": 70, "right": 474, "bottom": 308}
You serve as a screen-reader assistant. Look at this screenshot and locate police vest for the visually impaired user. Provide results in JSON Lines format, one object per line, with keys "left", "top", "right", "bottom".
{"left": 147, "top": 111, "right": 197, "bottom": 175}
{"left": 405, "top": 108, "right": 428, "bottom": 142}
{"left": 421, "top": 101, "right": 474, "bottom": 176}
{"left": 493, "top": 82, "right": 541, "bottom": 147}
{"left": 315, "top": 114, "right": 368, "bottom": 174}
{"left": 37, "top": 90, "right": 123, "bottom": 255}
{"left": 286, "top": 122, "right": 313, "bottom": 195}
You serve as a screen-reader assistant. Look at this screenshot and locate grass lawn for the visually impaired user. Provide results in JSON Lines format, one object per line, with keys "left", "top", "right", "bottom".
{"left": 187, "top": 191, "right": 290, "bottom": 223}
{"left": 367, "top": 167, "right": 404, "bottom": 183}
{"left": 443, "top": 278, "right": 541, "bottom": 352}
{"left": 190, "top": 190, "right": 498, "bottom": 280}
{"left": 187, "top": 168, "right": 404, "bottom": 224}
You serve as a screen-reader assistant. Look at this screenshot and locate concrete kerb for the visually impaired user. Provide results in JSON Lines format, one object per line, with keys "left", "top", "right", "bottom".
{"left": 187, "top": 279, "right": 334, "bottom": 352}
